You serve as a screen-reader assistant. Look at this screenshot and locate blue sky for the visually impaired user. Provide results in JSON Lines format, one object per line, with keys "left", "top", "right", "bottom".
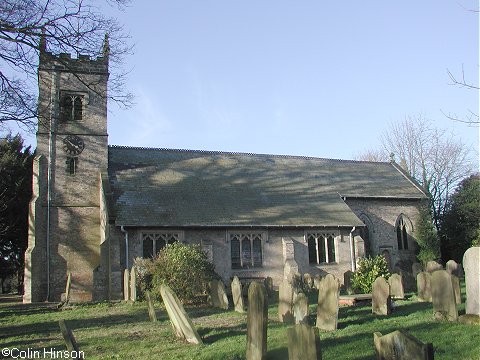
{"left": 24, "top": 1, "right": 480, "bottom": 162}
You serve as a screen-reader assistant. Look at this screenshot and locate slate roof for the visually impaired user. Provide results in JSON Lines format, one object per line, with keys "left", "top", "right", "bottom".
{"left": 107, "top": 146, "right": 426, "bottom": 228}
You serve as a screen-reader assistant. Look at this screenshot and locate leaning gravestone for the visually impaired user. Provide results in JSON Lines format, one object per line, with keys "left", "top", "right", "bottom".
{"left": 463, "top": 247, "right": 480, "bottom": 316}
{"left": 373, "top": 329, "right": 434, "bottom": 360}
{"left": 417, "top": 272, "right": 432, "bottom": 302}
{"left": 431, "top": 270, "right": 458, "bottom": 321}
{"left": 159, "top": 285, "right": 203, "bottom": 345}
{"left": 388, "top": 273, "right": 405, "bottom": 299}
{"left": 446, "top": 260, "right": 463, "bottom": 278}
{"left": 231, "top": 276, "right": 245, "bottom": 313}
{"left": 316, "top": 274, "right": 340, "bottom": 331}
{"left": 293, "top": 292, "right": 308, "bottom": 324}
{"left": 58, "top": 319, "right": 80, "bottom": 353}
{"left": 130, "top": 266, "right": 137, "bottom": 302}
{"left": 123, "top": 269, "right": 130, "bottom": 301}
{"left": 451, "top": 275, "right": 461, "bottom": 305}
{"left": 64, "top": 272, "right": 72, "bottom": 304}
{"left": 145, "top": 290, "right": 157, "bottom": 322}
{"left": 287, "top": 323, "right": 322, "bottom": 360}
{"left": 246, "top": 282, "right": 268, "bottom": 360}
{"left": 343, "top": 270, "right": 354, "bottom": 295}
{"left": 426, "top": 261, "right": 443, "bottom": 273}
{"left": 209, "top": 279, "right": 229, "bottom": 310}
{"left": 372, "top": 277, "right": 391, "bottom": 316}
{"left": 278, "top": 279, "right": 294, "bottom": 324}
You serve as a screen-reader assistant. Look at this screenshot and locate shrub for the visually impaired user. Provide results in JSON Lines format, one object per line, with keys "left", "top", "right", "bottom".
{"left": 133, "top": 257, "right": 155, "bottom": 300}
{"left": 150, "top": 242, "right": 216, "bottom": 304}
{"left": 351, "top": 255, "right": 390, "bottom": 294}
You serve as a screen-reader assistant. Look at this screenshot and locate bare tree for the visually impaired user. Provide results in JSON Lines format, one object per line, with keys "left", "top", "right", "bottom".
{"left": 0, "top": 0, "right": 133, "bottom": 132}
{"left": 356, "top": 115, "right": 475, "bottom": 231}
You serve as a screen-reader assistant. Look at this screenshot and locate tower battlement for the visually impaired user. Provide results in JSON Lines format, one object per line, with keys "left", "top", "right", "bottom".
{"left": 39, "top": 50, "right": 109, "bottom": 74}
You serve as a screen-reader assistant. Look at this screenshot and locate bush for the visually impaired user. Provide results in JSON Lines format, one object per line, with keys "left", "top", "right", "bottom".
{"left": 150, "top": 242, "right": 216, "bottom": 304}
{"left": 351, "top": 256, "right": 390, "bottom": 294}
{"left": 133, "top": 257, "right": 155, "bottom": 300}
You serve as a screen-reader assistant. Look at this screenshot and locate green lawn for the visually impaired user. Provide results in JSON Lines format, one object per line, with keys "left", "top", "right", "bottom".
{"left": 1, "top": 290, "right": 478, "bottom": 360}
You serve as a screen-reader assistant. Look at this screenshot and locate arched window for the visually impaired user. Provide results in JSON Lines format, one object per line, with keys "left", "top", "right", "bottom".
{"left": 396, "top": 215, "right": 410, "bottom": 250}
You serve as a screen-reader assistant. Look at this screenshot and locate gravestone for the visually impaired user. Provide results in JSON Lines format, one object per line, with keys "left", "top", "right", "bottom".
{"left": 287, "top": 323, "right": 322, "bottom": 360}
{"left": 446, "top": 260, "right": 463, "bottom": 278}
{"left": 343, "top": 270, "right": 354, "bottom": 295}
{"left": 130, "top": 266, "right": 137, "bottom": 302}
{"left": 463, "top": 246, "right": 480, "bottom": 316}
{"left": 451, "top": 275, "right": 461, "bottom": 305}
{"left": 293, "top": 292, "right": 308, "bottom": 324}
{"left": 278, "top": 279, "right": 294, "bottom": 324}
{"left": 123, "top": 269, "right": 130, "bottom": 301}
{"left": 231, "top": 276, "right": 245, "bottom": 313}
{"left": 58, "top": 319, "right": 80, "bottom": 353}
{"left": 372, "top": 277, "right": 391, "bottom": 316}
{"left": 284, "top": 259, "right": 299, "bottom": 284}
{"left": 426, "top": 261, "right": 442, "bottom": 273}
{"left": 159, "top": 285, "right": 203, "bottom": 345}
{"left": 417, "top": 272, "right": 432, "bottom": 302}
{"left": 263, "top": 277, "right": 274, "bottom": 297}
{"left": 373, "top": 329, "right": 434, "bottom": 360}
{"left": 388, "top": 273, "right": 405, "bottom": 299}
{"left": 313, "top": 274, "right": 322, "bottom": 289}
{"left": 246, "top": 282, "right": 268, "bottom": 360}
{"left": 209, "top": 279, "right": 229, "bottom": 310}
{"left": 64, "top": 272, "right": 72, "bottom": 304}
{"left": 316, "top": 274, "right": 340, "bottom": 331}
{"left": 303, "top": 273, "right": 314, "bottom": 292}
{"left": 431, "top": 270, "right": 458, "bottom": 321}
{"left": 412, "top": 262, "right": 423, "bottom": 279}
{"left": 145, "top": 290, "right": 157, "bottom": 322}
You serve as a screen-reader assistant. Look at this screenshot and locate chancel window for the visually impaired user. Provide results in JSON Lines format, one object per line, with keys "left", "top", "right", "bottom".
{"left": 396, "top": 216, "right": 409, "bottom": 250}
{"left": 142, "top": 232, "right": 181, "bottom": 258}
{"left": 61, "top": 94, "right": 83, "bottom": 121}
{"left": 230, "top": 232, "right": 264, "bottom": 269}
{"left": 307, "top": 233, "right": 336, "bottom": 264}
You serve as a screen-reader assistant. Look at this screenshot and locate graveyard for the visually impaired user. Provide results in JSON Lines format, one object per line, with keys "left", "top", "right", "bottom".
{"left": 1, "top": 278, "right": 478, "bottom": 360}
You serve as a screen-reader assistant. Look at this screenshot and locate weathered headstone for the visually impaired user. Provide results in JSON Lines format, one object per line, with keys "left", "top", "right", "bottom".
{"left": 417, "top": 272, "right": 432, "bottom": 302}
{"left": 446, "top": 260, "right": 463, "bottom": 278}
{"left": 431, "top": 270, "right": 458, "bottom": 321}
{"left": 209, "top": 279, "right": 229, "bottom": 310}
{"left": 123, "top": 269, "right": 130, "bottom": 301}
{"left": 278, "top": 279, "right": 294, "bottom": 324}
{"left": 145, "top": 290, "right": 157, "bottom": 322}
{"left": 58, "top": 319, "right": 80, "bottom": 353}
{"left": 463, "top": 247, "right": 480, "bottom": 316}
{"left": 372, "top": 277, "right": 391, "bottom": 316}
{"left": 412, "top": 262, "right": 423, "bottom": 279}
{"left": 343, "top": 270, "right": 354, "bottom": 295}
{"left": 231, "top": 276, "right": 245, "bottom": 313}
{"left": 373, "top": 330, "right": 434, "bottom": 360}
{"left": 451, "top": 275, "right": 461, "bottom": 305}
{"left": 263, "top": 277, "right": 274, "bottom": 297}
{"left": 159, "top": 285, "right": 203, "bottom": 345}
{"left": 316, "top": 274, "right": 340, "bottom": 331}
{"left": 426, "top": 261, "right": 443, "bottom": 273}
{"left": 293, "top": 292, "right": 308, "bottom": 324}
{"left": 284, "top": 259, "right": 299, "bottom": 284}
{"left": 130, "top": 266, "right": 137, "bottom": 302}
{"left": 303, "top": 273, "right": 314, "bottom": 292}
{"left": 64, "top": 272, "right": 72, "bottom": 304}
{"left": 246, "top": 282, "right": 268, "bottom": 360}
{"left": 388, "top": 273, "right": 405, "bottom": 299}
{"left": 287, "top": 323, "right": 322, "bottom": 360}
{"left": 313, "top": 274, "right": 322, "bottom": 289}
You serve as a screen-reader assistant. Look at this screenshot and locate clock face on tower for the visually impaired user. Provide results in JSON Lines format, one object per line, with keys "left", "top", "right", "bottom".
{"left": 62, "top": 135, "right": 85, "bottom": 155}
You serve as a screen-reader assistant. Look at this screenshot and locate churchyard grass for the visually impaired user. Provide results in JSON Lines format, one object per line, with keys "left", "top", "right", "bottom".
{"left": 1, "top": 286, "right": 478, "bottom": 360}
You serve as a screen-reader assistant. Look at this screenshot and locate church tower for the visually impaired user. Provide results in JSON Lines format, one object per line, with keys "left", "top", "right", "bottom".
{"left": 24, "top": 39, "right": 110, "bottom": 302}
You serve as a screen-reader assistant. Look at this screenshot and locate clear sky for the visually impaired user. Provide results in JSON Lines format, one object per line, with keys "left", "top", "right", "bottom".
{"left": 24, "top": 1, "right": 480, "bottom": 162}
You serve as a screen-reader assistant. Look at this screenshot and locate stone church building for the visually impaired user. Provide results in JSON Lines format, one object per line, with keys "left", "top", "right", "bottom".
{"left": 23, "top": 46, "right": 427, "bottom": 303}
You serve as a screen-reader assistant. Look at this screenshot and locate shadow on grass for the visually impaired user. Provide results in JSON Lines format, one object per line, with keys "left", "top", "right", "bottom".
{"left": 198, "top": 323, "right": 247, "bottom": 344}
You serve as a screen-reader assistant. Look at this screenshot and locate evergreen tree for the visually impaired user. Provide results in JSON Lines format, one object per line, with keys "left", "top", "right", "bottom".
{"left": 439, "top": 174, "right": 480, "bottom": 263}
{"left": 414, "top": 204, "right": 440, "bottom": 267}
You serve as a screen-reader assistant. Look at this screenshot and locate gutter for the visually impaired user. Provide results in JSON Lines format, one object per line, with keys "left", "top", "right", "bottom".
{"left": 349, "top": 227, "right": 356, "bottom": 272}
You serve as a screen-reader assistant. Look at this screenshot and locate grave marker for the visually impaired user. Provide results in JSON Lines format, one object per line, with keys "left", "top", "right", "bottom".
{"left": 446, "top": 260, "right": 463, "bottom": 278}
{"left": 287, "top": 323, "right": 322, "bottom": 360}
{"left": 373, "top": 329, "right": 434, "bottom": 360}
{"left": 372, "top": 277, "right": 391, "bottom": 315}
{"left": 209, "top": 279, "right": 229, "bottom": 310}
{"left": 343, "top": 270, "right": 354, "bottom": 295}
{"left": 463, "top": 247, "right": 480, "bottom": 316}
{"left": 145, "top": 290, "right": 157, "bottom": 322}
{"left": 246, "top": 282, "right": 268, "bottom": 360}
{"left": 58, "top": 319, "right": 80, "bottom": 353}
{"left": 431, "top": 270, "right": 458, "bottom": 321}
{"left": 130, "top": 266, "right": 137, "bottom": 302}
{"left": 388, "top": 273, "right": 405, "bottom": 299}
{"left": 316, "top": 274, "right": 340, "bottom": 331}
{"left": 123, "top": 269, "right": 130, "bottom": 301}
{"left": 231, "top": 276, "right": 245, "bottom": 313}
{"left": 293, "top": 292, "right": 308, "bottom": 324}
{"left": 426, "top": 261, "right": 442, "bottom": 273}
{"left": 278, "top": 279, "right": 294, "bottom": 324}
{"left": 451, "top": 275, "right": 461, "bottom": 305}
{"left": 417, "top": 272, "right": 432, "bottom": 302}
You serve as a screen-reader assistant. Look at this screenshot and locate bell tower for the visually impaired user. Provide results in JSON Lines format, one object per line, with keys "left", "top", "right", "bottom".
{"left": 24, "top": 38, "right": 110, "bottom": 302}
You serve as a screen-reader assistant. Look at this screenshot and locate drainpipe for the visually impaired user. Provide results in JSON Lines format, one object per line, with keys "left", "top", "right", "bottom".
{"left": 349, "top": 227, "right": 356, "bottom": 272}
{"left": 120, "top": 226, "right": 129, "bottom": 269}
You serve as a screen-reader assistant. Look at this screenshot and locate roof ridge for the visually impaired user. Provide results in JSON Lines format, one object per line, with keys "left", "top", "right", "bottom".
{"left": 108, "top": 145, "right": 390, "bottom": 164}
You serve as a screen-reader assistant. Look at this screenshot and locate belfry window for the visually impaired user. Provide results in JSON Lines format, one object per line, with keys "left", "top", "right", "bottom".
{"left": 142, "top": 232, "right": 181, "bottom": 258}
{"left": 396, "top": 216, "right": 409, "bottom": 250}
{"left": 61, "top": 95, "right": 83, "bottom": 121}
{"left": 307, "top": 233, "right": 336, "bottom": 264}
{"left": 230, "top": 232, "right": 264, "bottom": 269}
